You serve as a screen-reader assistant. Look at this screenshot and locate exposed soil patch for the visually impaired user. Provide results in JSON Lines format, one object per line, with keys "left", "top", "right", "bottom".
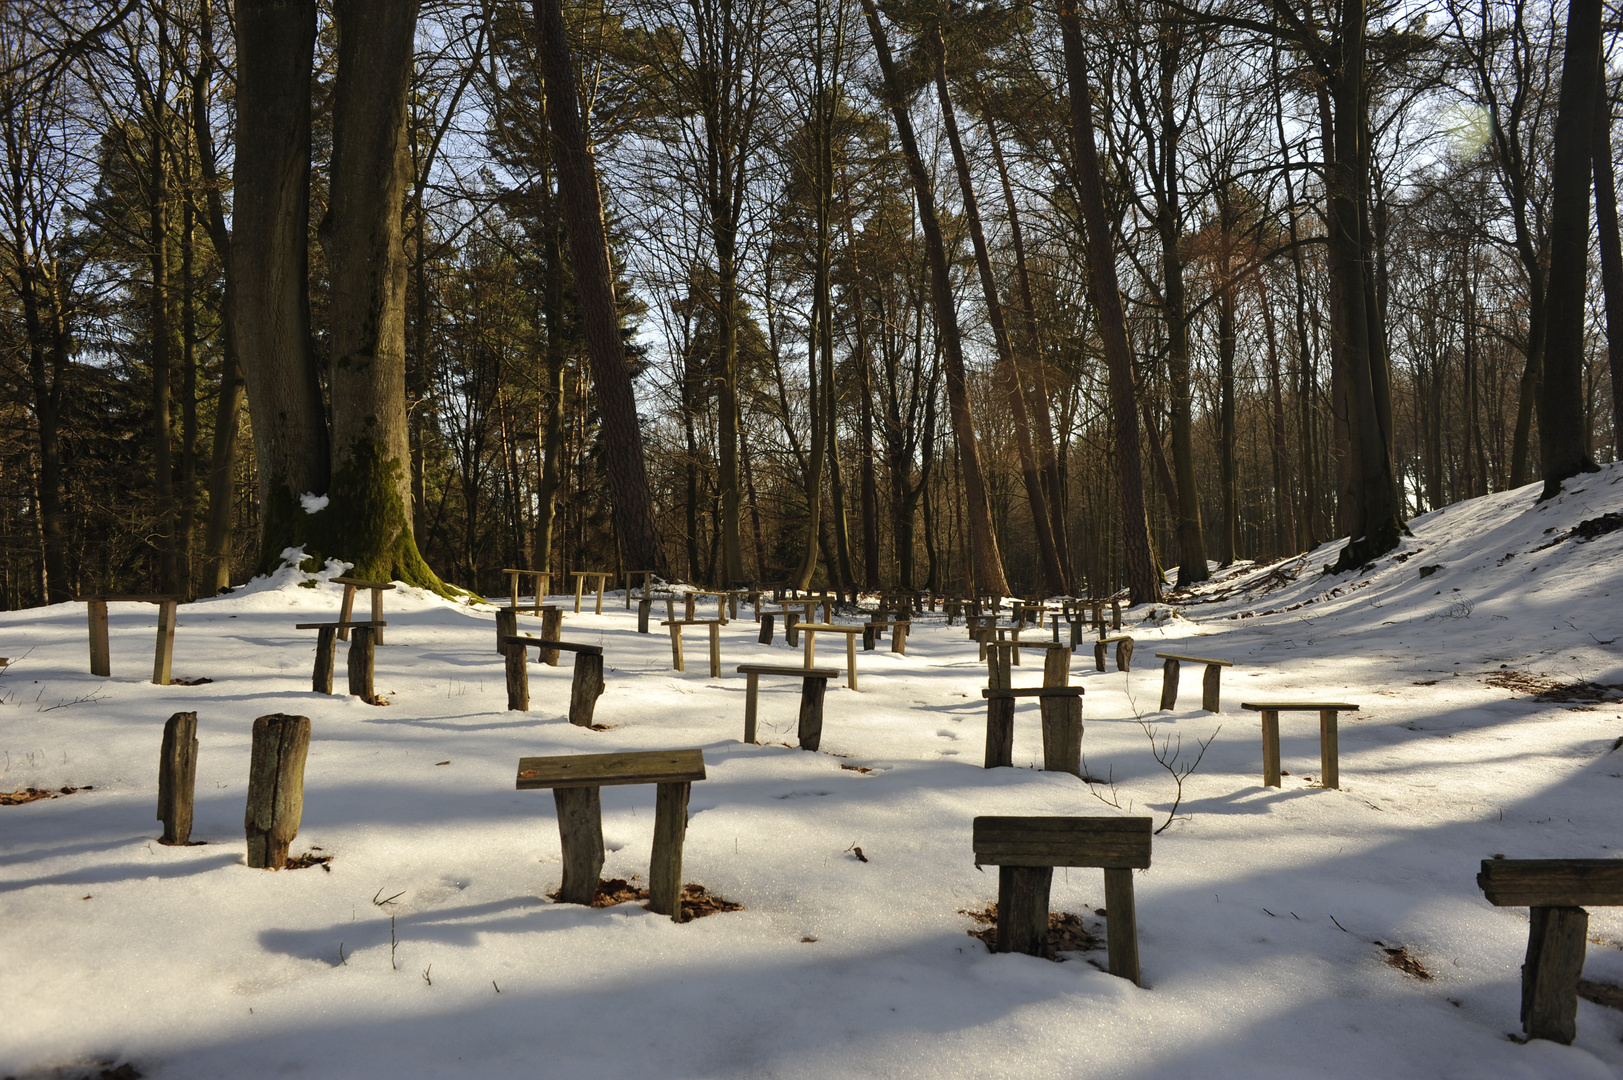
{"left": 545, "top": 878, "right": 742, "bottom": 921}
{"left": 284, "top": 852, "right": 333, "bottom": 871}
{"left": 1376, "top": 942, "right": 1432, "bottom": 980}
{"left": 1485, "top": 670, "right": 1623, "bottom": 703}
{"left": 170, "top": 677, "right": 212, "bottom": 686}
{"left": 961, "top": 903, "right": 1100, "bottom": 960}
{"left": 1570, "top": 512, "right": 1623, "bottom": 542}
{"left": 1578, "top": 978, "right": 1623, "bottom": 1011}
{"left": 839, "top": 764, "right": 875, "bottom": 774}
{"left": 1, "top": 785, "right": 90, "bottom": 806}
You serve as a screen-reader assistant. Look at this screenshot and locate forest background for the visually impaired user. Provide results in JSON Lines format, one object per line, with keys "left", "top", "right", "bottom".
{"left": 1, "top": 0, "right": 1618, "bottom": 608}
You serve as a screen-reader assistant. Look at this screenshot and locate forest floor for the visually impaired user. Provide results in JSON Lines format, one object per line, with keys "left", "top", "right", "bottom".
{"left": 3, "top": 466, "right": 1623, "bottom": 1079}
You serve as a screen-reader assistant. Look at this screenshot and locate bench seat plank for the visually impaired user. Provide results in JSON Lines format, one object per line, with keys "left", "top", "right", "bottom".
{"left": 1478, "top": 859, "right": 1623, "bottom": 907}
{"left": 74, "top": 594, "right": 185, "bottom": 603}
{"left": 1241, "top": 701, "right": 1359, "bottom": 711}
{"left": 1155, "top": 652, "right": 1233, "bottom": 666}
{"left": 981, "top": 686, "right": 1085, "bottom": 699}
{"left": 661, "top": 619, "right": 725, "bottom": 626}
{"left": 502, "top": 635, "right": 602, "bottom": 656}
{"left": 295, "top": 620, "right": 387, "bottom": 630}
{"left": 973, "top": 816, "right": 1151, "bottom": 869}
{"left": 797, "top": 623, "right": 863, "bottom": 633}
{"left": 329, "top": 576, "right": 397, "bottom": 591}
{"left": 737, "top": 664, "right": 839, "bottom": 678}
{"left": 517, "top": 749, "right": 706, "bottom": 790}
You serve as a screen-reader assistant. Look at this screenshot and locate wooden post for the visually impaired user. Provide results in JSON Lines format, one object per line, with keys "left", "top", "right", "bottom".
{"left": 1043, "top": 647, "right": 1071, "bottom": 687}
{"left": 648, "top": 781, "right": 690, "bottom": 920}
{"left": 845, "top": 634, "right": 858, "bottom": 691}
{"left": 1116, "top": 638, "right": 1134, "bottom": 672}
{"left": 743, "top": 673, "right": 760, "bottom": 743}
{"left": 313, "top": 627, "right": 337, "bottom": 694}
{"left": 1319, "top": 709, "right": 1340, "bottom": 789}
{"left": 669, "top": 623, "right": 685, "bottom": 671}
{"left": 1103, "top": 866, "right": 1142, "bottom": 985}
{"left": 1039, "top": 695, "right": 1083, "bottom": 777}
{"left": 708, "top": 622, "right": 721, "bottom": 679}
{"left": 573, "top": 574, "right": 585, "bottom": 613}
{"left": 371, "top": 587, "right": 385, "bottom": 645}
{"left": 1093, "top": 640, "right": 1108, "bottom": 671}
{"left": 347, "top": 626, "right": 376, "bottom": 701}
{"left": 157, "top": 711, "right": 198, "bottom": 845}
{"left": 552, "top": 786, "right": 604, "bottom": 905}
{"left": 803, "top": 628, "right": 816, "bottom": 668}
{"left": 1201, "top": 663, "right": 1222, "bottom": 711}
{"left": 1111, "top": 600, "right": 1121, "bottom": 630}
{"left": 684, "top": 594, "right": 696, "bottom": 620}
{"left": 569, "top": 652, "right": 604, "bottom": 727}
{"left": 863, "top": 625, "right": 877, "bottom": 651}
{"left": 987, "top": 644, "right": 1011, "bottom": 690}
{"left": 594, "top": 576, "right": 605, "bottom": 615}
{"left": 638, "top": 598, "right": 652, "bottom": 633}
{"left": 245, "top": 713, "right": 311, "bottom": 869}
{"left": 1159, "top": 658, "right": 1181, "bottom": 710}
{"left": 509, "top": 572, "right": 520, "bottom": 609}
{"left": 505, "top": 642, "right": 529, "bottom": 711}
{"left": 984, "top": 697, "right": 1015, "bottom": 768}
{"left": 88, "top": 599, "right": 110, "bottom": 677}
{"left": 798, "top": 676, "right": 827, "bottom": 751}
{"left": 758, "top": 614, "right": 774, "bottom": 644}
{"left": 996, "top": 864, "right": 1052, "bottom": 957}
{"left": 151, "top": 599, "right": 177, "bottom": 685}
{"left": 540, "top": 608, "right": 562, "bottom": 666}
{"left": 1261, "top": 709, "right": 1281, "bottom": 787}
{"left": 891, "top": 623, "right": 907, "bottom": 655}
{"left": 785, "top": 612, "right": 800, "bottom": 647}
{"left": 1522, "top": 905, "right": 1588, "bottom": 1044}
{"left": 496, "top": 608, "right": 517, "bottom": 655}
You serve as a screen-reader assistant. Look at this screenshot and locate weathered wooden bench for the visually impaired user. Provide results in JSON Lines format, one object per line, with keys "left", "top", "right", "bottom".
{"left": 972, "top": 815, "right": 1150, "bottom": 983}
{"left": 295, "top": 620, "right": 386, "bottom": 699}
{"left": 1094, "top": 635, "right": 1134, "bottom": 672}
{"left": 762, "top": 601, "right": 818, "bottom": 646}
{"left": 1240, "top": 701, "right": 1359, "bottom": 788}
{"left": 799, "top": 623, "right": 863, "bottom": 690}
{"left": 624, "top": 568, "right": 659, "bottom": 610}
{"left": 1478, "top": 858, "right": 1623, "bottom": 1044}
{"left": 981, "top": 686, "right": 1084, "bottom": 776}
{"left": 862, "top": 619, "right": 910, "bottom": 654}
{"left": 976, "top": 622, "right": 1025, "bottom": 664}
{"left": 75, "top": 594, "right": 182, "bottom": 684}
{"left": 332, "top": 576, "right": 395, "bottom": 645}
{"left": 1038, "top": 643, "right": 1073, "bottom": 687}
{"left": 737, "top": 664, "right": 839, "bottom": 750}
{"left": 502, "top": 635, "right": 604, "bottom": 726}
{"left": 1155, "top": 652, "right": 1233, "bottom": 711}
{"left": 502, "top": 568, "right": 551, "bottom": 615}
{"left": 516, "top": 749, "right": 706, "bottom": 920}
{"left": 661, "top": 619, "right": 723, "bottom": 678}
{"left": 495, "top": 604, "right": 562, "bottom": 660}
{"left": 571, "top": 571, "right": 613, "bottom": 614}
{"left": 690, "top": 589, "right": 734, "bottom": 624}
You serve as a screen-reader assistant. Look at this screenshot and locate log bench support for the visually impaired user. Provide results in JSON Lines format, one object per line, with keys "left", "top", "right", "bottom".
{"left": 157, "top": 711, "right": 199, "bottom": 845}
{"left": 296, "top": 621, "right": 386, "bottom": 699}
{"left": 517, "top": 749, "right": 708, "bottom": 921}
{"left": 245, "top": 713, "right": 311, "bottom": 869}
{"left": 799, "top": 624, "right": 862, "bottom": 690}
{"left": 75, "top": 595, "right": 182, "bottom": 684}
{"left": 502, "top": 568, "right": 551, "bottom": 616}
{"left": 502, "top": 637, "right": 605, "bottom": 726}
{"left": 1241, "top": 701, "right": 1359, "bottom": 789}
{"left": 662, "top": 620, "right": 723, "bottom": 678}
{"left": 982, "top": 686, "right": 1085, "bottom": 777}
{"left": 571, "top": 571, "right": 612, "bottom": 614}
{"left": 1478, "top": 859, "right": 1623, "bottom": 1044}
{"left": 972, "top": 815, "right": 1151, "bottom": 983}
{"left": 1094, "top": 635, "right": 1134, "bottom": 672}
{"left": 1156, "top": 653, "right": 1233, "bottom": 711}
{"left": 862, "top": 620, "right": 910, "bottom": 654}
{"left": 1041, "top": 645, "right": 1072, "bottom": 688}
{"left": 738, "top": 664, "right": 839, "bottom": 749}
{"left": 333, "top": 576, "right": 395, "bottom": 645}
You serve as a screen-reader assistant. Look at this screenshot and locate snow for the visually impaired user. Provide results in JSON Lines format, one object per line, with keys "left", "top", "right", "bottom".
{"left": 299, "top": 493, "right": 329, "bottom": 515}
{"left": 3, "top": 469, "right": 1623, "bottom": 1079}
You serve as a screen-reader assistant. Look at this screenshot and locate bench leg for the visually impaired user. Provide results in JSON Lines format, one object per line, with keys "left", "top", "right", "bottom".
{"left": 88, "top": 599, "right": 110, "bottom": 677}
{"left": 669, "top": 625, "right": 684, "bottom": 672}
{"left": 785, "top": 612, "right": 799, "bottom": 647}
{"left": 744, "top": 674, "right": 760, "bottom": 743}
{"left": 684, "top": 594, "right": 695, "bottom": 621}
{"left": 496, "top": 608, "right": 517, "bottom": 655}
{"left": 348, "top": 626, "right": 376, "bottom": 702}
{"left": 504, "top": 642, "right": 529, "bottom": 711}
{"left": 996, "top": 865, "right": 1052, "bottom": 957}
{"left": 863, "top": 626, "right": 876, "bottom": 651}
{"left": 638, "top": 599, "right": 651, "bottom": 633}
{"left": 568, "top": 653, "right": 604, "bottom": 727}
{"left": 157, "top": 711, "right": 199, "bottom": 846}
{"left": 371, "top": 588, "right": 384, "bottom": 646}
{"left": 708, "top": 622, "right": 721, "bottom": 679}
{"left": 987, "top": 648, "right": 1010, "bottom": 691}
{"left": 648, "top": 781, "right": 691, "bottom": 921}
{"left": 553, "top": 786, "right": 604, "bottom": 905}
{"left": 804, "top": 629, "right": 816, "bottom": 668}
{"left": 151, "top": 600, "right": 177, "bottom": 685}
{"left": 536, "top": 572, "right": 548, "bottom": 611}
{"left": 1261, "top": 709, "right": 1281, "bottom": 787}
{"left": 892, "top": 625, "right": 907, "bottom": 655}
{"left": 313, "top": 626, "right": 337, "bottom": 694}
{"left": 1116, "top": 638, "right": 1133, "bottom": 672}
{"left": 1093, "top": 641, "right": 1107, "bottom": 671}
{"left": 1039, "top": 695, "right": 1083, "bottom": 778}
{"left": 1522, "top": 905, "right": 1588, "bottom": 1044}
{"left": 1011, "top": 631, "right": 1021, "bottom": 666}
{"left": 1159, "top": 658, "right": 1180, "bottom": 710}
{"left": 798, "top": 676, "right": 826, "bottom": 751}
{"left": 1103, "top": 867, "right": 1142, "bottom": 985}
{"left": 338, "top": 585, "right": 356, "bottom": 641}
{"left": 1201, "top": 664, "right": 1222, "bottom": 712}
{"left": 1043, "top": 647, "right": 1071, "bottom": 688}
{"left": 574, "top": 576, "right": 584, "bottom": 613}
{"left": 984, "top": 698, "right": 1015, "bottom": 768}
{"left": 846, "top": 635, "right": 858, "bottom": 691}
{"left": 245, "top": 713, "right": 310, "bottom": 869}
{"left": 510, "top": 573, "right": 520, "bottom": 610}
{"left": 758, "top": 613, "right": 774, "bottom": 644}
{"left": 594, "top": 580, "right": 604, "bottom": 615}
{"left": 540, "top": 608, "right": 562, "bottom": 665}
{"left": 1319, "top": 709, "right": 1339, "bottom": 789}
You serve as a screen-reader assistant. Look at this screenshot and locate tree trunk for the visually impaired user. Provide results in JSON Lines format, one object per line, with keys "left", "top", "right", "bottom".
{"left": 1594, "top": 68, "right": 1623, "bottom": 448}
{"left": 1057, "top": 4, "right": 1161, "bottom": 604}
{"left": 535, "top": 222, "right": 567, "bottom": 578}
{"left": 1260, "top": 278, "right": 1297, "bottom": 555}
{"left": 150, "top": 10, "right": 176, "bottom": 592}
{"left": 179, "top": 188, "right": 199, "bottom": 597}
{"left": 860, "top": 0, "right": 1007, "bottom": 595}
{"left": 1216, "top": 271, "right": 1238, "bottom": 567}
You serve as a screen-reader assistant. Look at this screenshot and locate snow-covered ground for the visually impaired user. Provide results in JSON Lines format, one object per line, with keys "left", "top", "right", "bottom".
{"left": 3, "top": 467, "right": 1622, "bottom": 1080}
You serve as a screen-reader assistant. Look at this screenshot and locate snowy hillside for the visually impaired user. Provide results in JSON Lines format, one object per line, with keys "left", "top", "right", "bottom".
{"left": 2, "top": 466, "right": 1622, "bottom": 1079}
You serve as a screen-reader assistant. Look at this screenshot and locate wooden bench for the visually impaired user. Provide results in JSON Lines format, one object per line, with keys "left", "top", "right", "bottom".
{"left": 624, "top": 568, "right": 659, "bottom": 609}
{"left": 661, "top": 619, "right": 723, "bottom": 678}
{"left": 295, "top": 620, "right": 386, "bottom": 699}
{"left": 799, "top": 623, "right": 863, "bottom": 690}
{"left": 1478, "top": 858, "right": 1623, "bottom": 1044}
{"left": 516, "top": 749, "right": 706, "bottom": 920}
{"left": 972, "top": 815, "right": 1150, "bottom": 983}
{"left": 1156, "top": 652, "right": 1233, "bottom": 711}
{"left": 690, "top": 589, "right": 733, "bottom": 624}
{"left": 737, "top": 664, "right": 839, "bottom": 750}
{"left": 502, "top": 636, "right": 604, "bottom": 726}
{"left": 981, "top": 686, "right": 1084, "bottom": 776}
{"left": 502, "top": 568, "right": 551, "bottom": 616}
{"left": 496, "top": 604, "right": 561, "bottom": 660}
{"left": 976, "top": 622, "right": 1025, "bottom": 664}
{"left": 1094, "top": 634, "right": 1134, "bottom": 672}
{"left": 761, "top": 602, "right": 817, "bottom": 646}
{"left": 1240, "top": 701, "right": 1359, "bottom": 788}
{"left": 571, "top": 571, "right": 613, "bottom": 614}
{"left": 332, "top": 576, "right": 395, "bottom": 645}
{"left": 862, "top": 619, "right": 910, "bottom": 654}
{"left": 74, "top": 594, "right": 182, "bottom": 684}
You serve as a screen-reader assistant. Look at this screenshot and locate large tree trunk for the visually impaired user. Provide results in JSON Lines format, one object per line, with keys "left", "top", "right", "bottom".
{"left": 535, "top": 222, "right": 567, "bottom": 578}
{"left": 1260, "top": 278, "right": 1297, "bottom": 555}
{"left": 149, "top": 10, "right": 176, "bottom": 592}
{"left": 532, "top": 0, "right": 667, "bottom": 575}
{"left": 1595, "top": 68, "right": 1623, "bottom": 447}
{"left": 859, "top": 0, "right": 1007, "bottom": 596}
{"left": 1539, "top": 0, "right": 1604, "bottom": 497}
{"left": 234, "top": 0, "right": 328, "bottom": 573}
{"left": 1216, "top": 269, "right": 1238, "bottom": 567}
{"left": 1057, "top": 4, "right": 1161, "bottom": 605}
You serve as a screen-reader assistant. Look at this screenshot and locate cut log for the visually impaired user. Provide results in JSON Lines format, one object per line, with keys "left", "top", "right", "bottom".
{"left": 157, "top": 711, "right": 199, "bottom": 846}
{"left": 1039, "top": 694, "right": 1083, "bottom": 777}
{"left": 648, "top": 781, "right": 691, "bottom": 920}
{"left": 553, "top": 785, "right": 604, "bottom": 905}
{"left": 758, "top": 613, "right": 775, "bottom": 644}
{"left": 245, "top": 714, "right": 311, "bottom": 869}
{"left": 798, "top": 675, "right": 828, "bottom": 751}
{"left": 540, "top": 608, "right": 562, "bottom": 665}
{"left": 88, "top": 599, "right": 110, "bottom": 677}
{"left": 347, "top": 626, "right": 376, "bottom": 701}
{"left": 313, "top": 626, "right": 337, "bottom": 694}
{"left": 996, "top": 864, "right": 1052, "bottom": 957}
{"left": 1104, "top": 866, "right": 1141, "bottom": 985}
{"left": 152, "top": 599, "right": 177, "bottom": 685}
{"left": 1159, "top": 657, "right": 1180, "bottom": 711}
{"left": 984, "top": 696, "right": 1015, "bottom": 768}
{"left": 495, "top": 608, "right": 517, "bottom": 655}
{"left": 504, "top": 642, "right": 529, "bottom": 711}
{"left": 1043, "top": 646, "right": 1071, "bottom": 688}
{"left": 1521, "top": 905, "right": 1588, "bottom": 1044}
{"left": 568, "top": 652, "right": 605, "bottom": 727}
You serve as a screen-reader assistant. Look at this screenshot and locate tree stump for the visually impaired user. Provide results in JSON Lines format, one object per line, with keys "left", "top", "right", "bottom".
{"left": 785, "top": 612, "right": 800, "bottom": 647}
{"left": 648, "top": 781, "right": 691, "bottom": 920}
{"left": 553, "top": 786, "right": 604, "bottom": 905}
{"left": 495, "top": 608, "right": 517, "bottom": 655}
{"left": 313, "top": 626, "right": 338, "bottom": 694}
{"left": 1202, "top": 663, "right": 1222, "bottom": 711}
{"left": 996, "top": 865, "right": 1053, "bottom": 957}
{"left": 987, "top": 644, "right": 1012, "bottom": 690}
{"left": 540, "top": 608, "right": 562, "bottom": 665}
{"left": 504, "top": 642, "right": 529, "bottom": 711}
{"left": 152, "top": 599, "right": 178, "bottom": 686}
{"left": 245, "top": 714, "right": 311, "bottom": 869}
{"left": 1039, "top": 695, "right": 1083, "bottom": 778}
{"left": 1159, "top": 658, "right": 1180, "bottom": 710}
{"left": 798, "top": 675, "right": 827, "bottom": 751}
{"left": 568, "top": 652, "right": 604, "bottom": 727}
{"left": 1522, "top": 906, "right": 1588, "bottom": 1044}
{"left": 87, "top": 599, "right": 110, "bottom": 677}
{"left": 758, "top": 613, "right": 775, "bottom": 644}
{"left": 1043, "top": 647, "right": 1071, "bottom": 687}
{"left": 1117, "top": 638, "right": 1134, "bottom": 672}
{"left": 984, "top": 696, "right": 1016, "bottom": 768}
{"left": 347, "top": 626, "right": 376, "bottom": 701}
{"left": 637, "top": 598, "right": 652, "bottom": 634}
{"left": 157, "top": 711, "right": 199, "bottom": 845}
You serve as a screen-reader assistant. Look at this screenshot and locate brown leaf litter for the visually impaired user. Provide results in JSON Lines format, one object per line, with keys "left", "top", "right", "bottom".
{"left": 548, "top": 878, "right": 742, "bottom": 921}
{"left": 1375, "top": 941, "right": 1432, "bottom": 980}
{"left": 960, "top": 903, "right": 1100, "bottom": 961}
{"left": 1485, "top": 670, "right": 1623, "bottom": 703}
{"left": 1, "top": 785, "right": 91, "bottom": 806}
